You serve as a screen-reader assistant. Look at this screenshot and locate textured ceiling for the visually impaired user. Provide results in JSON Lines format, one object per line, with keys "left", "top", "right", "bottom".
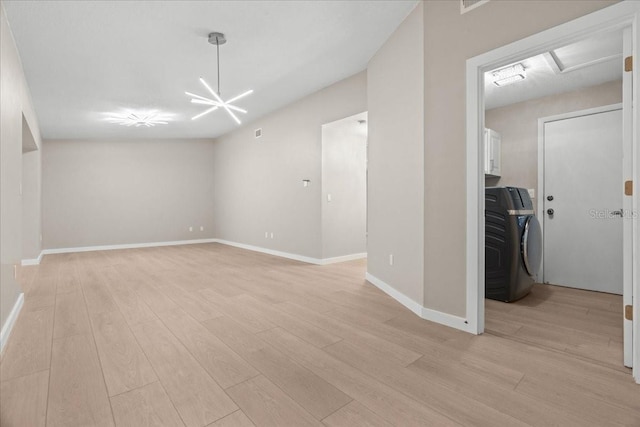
{"left": 3, "top": 0, "right": 417, "bottom": 139}
{"left": 485, "top": 29, "right": 623, "bottom": 110}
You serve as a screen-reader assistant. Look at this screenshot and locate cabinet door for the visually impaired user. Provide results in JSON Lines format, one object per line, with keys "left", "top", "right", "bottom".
{"left": 483, "top": 129, "right": 491, "bottom": 175}
{"left": 489, "top": 130, "right": 501, "bottom": 176}
{"left": 484, "top": 129, "right": 501, "bottom": 177}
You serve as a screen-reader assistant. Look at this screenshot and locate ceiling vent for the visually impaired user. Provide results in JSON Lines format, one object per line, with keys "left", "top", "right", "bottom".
{"left": 461, "top": 0, "right": 490, "bottom": 14}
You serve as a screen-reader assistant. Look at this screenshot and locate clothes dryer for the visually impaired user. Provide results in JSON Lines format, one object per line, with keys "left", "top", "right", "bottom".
{"left": 485, "top": 186, "right": 542, "bottom": 302}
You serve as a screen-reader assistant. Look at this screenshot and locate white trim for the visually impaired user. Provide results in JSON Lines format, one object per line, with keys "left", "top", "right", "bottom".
{"left": 466, "top": 1, "right": 640, "bottom": 383}
{"left": 21, "top": 251, "right": 44, "bottom": 266}
{"left": 420, "top": 305, "right": 472, "bottom": 333}
{"left": 466, "top": 52, "right": 484, "bottom": 335}
{"left": 215, "top": 239, "right": 323, "bottom": 264}
{"left": 632, "top": 9, "right": 640, "bottom": 384}
{"left": 41, "top": 238, "right": 218, "bottom": 255}
{"left": 365, "top": 273, "right": 423, "bottom": 316}
{"left": 0, "top": 293, "right": 24, "bottom": 357}
{"left": 39, "top": 237, "right": 366, "bottom": 266}
{"left": 538, "top": 103, "right": 622, "bottom": 125}
{"left": 321, "top": 253, "right": 367, "bottom": 265}
{"left": 622, "top": 27, "right": 634, "bottom": 370}
{"left": 214, "top": 239, "right": 365, "bottom": 265}
{"left": 366, "top": 273, "right": 474, "bottom": 334}
{"left": 537, "top": 103, "right": 623, "bottom": 284}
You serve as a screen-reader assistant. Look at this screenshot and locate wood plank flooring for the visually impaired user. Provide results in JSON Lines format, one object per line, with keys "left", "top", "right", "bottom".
{"left": 485, "top": 283, "right": 625, "bottom": 371}
{"left": 0, "top": 243, "right": 637, "bottom": 427}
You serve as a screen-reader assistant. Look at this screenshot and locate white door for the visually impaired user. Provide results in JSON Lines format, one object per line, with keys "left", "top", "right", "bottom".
{"left": 543, "top": 107, "right": 623, "bottom": 295}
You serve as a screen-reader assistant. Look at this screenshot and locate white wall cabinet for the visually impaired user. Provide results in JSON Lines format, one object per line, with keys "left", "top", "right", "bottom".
{"left": 484, "top": 128, "right": 501, "bottom": 177}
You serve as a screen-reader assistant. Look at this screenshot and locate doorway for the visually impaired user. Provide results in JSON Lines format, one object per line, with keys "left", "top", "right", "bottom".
{"left": 465, "top": 3, "right": 640, "bottom": 383}
{"left": 21, "top": 114, "right": 42, "bottom": 264}
{"left": 483, "top": 40, "right": 627, "bottom": 368}
{"left": 320, "top": 112, "right": 368, "bottom": 262}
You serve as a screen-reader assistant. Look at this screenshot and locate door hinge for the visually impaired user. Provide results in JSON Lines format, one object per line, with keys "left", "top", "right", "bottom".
{"left": 625, "top": 56, "right": 633, "bottom": 72}
{"left": 625, "top": 180, "right": 633, "bottom": 196}
{"left": 625, "top": 305, "right": 633, "bottom": 321}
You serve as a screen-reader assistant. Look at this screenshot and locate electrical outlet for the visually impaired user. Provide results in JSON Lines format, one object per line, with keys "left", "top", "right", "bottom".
{"left": 389, "top": 254, "right": 394, "bottom": 266}
{"left": 327, "top": 194, "right": 332, "bottom": 202}
{"left": 189, "top": 226, "right": 193, "bottom": 232}
{"left": 270, "top": 232, "right": 274, "bottom": 239}
{"left": 200, "top": 226, "right": 204, "bottom": 231}
{"left": 265, "top": 232, "right": 269, "bottom": 238}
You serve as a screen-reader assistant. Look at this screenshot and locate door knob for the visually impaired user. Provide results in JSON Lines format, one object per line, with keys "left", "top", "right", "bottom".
{"left": 547, "top": 208, "right": 554, "bottom": 215}
{"left": 547, "top": 195, "right": 554, "bottom": 201}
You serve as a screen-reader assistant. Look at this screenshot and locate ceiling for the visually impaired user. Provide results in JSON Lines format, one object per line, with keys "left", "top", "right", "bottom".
{"left": 485, "top": 29, "right": 623, "bottom": 110}
{"left": 3, "top": 0, "right": 417, "bottom": 140}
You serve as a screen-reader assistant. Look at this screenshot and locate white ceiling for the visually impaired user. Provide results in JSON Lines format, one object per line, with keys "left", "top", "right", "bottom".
{"left": 485, "top": 30, "right": 623, "bottom": 110}
{"left": 3, "top": 0, "right": 417, "bottom": 139}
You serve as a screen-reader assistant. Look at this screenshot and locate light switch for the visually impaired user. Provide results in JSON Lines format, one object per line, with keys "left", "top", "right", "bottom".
{"left": 528, "top": 188, "right": 535, "bottom": 199}
{"left": 327, "top": 194, "right": 332, "bottom": 202}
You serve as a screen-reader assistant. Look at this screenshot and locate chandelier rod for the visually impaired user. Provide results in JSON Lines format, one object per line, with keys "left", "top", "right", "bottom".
{"left": 208, "top": 32, "right": 226, "bottom": 96}
{"left": 216, "top": 35, "right": 220, "bottom": 96}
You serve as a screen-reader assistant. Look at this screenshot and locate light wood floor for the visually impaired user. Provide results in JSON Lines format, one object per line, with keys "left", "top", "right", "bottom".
{"left": 486, "top": 282, "right": 626, "bottom": 373}
{"left": 1, "top": 243, "right": 638, "bottom": 427}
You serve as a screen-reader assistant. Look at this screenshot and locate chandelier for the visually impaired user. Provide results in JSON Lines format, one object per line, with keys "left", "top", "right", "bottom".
{"left": 186, "top": 32, "right": 253, "bottom": 125}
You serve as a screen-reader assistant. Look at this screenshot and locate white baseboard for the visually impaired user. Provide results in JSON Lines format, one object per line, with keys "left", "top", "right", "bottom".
{"left": 321, "top": 253, "right": 367, "bottom": 265}
{"left": 214, "top": 239, "right": 366, "bottom": 265}
{"left": 365, "top": 272, "right": 474, "bottom": 334}
{"left": 215, "top": 239, "right": 323, "bottom": 264}
{"left": 41, "top": 238, "right": 218, "bottom": 255}
{"left": 21, "top": 251, "right": 44, "bottom": 266}
{"left": 37, "top": 238, "right": 364, "bottom": 266}
{"left": 0, "top": 293, "right": 24, "bottom": 357}
{"left": 420, "top": 305, "right": 473, "bottom": 333}
{"left": 365, "top": 272, "right": 423, "bottom": 316}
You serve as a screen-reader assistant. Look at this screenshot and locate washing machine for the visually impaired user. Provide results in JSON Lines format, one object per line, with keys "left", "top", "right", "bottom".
{"left": 485, "top": 186, "right": 542, "bottom": 302}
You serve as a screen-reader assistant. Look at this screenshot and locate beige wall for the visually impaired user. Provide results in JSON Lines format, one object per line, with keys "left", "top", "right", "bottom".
{"left": 422, "top": 0, "right": 618, "bottom": 316}
{"left": 485, "top": 80, "right": 622, "bottom": 201}
{"left": 321, "top": 113, "right": 367, "bottom": 259}
{"left": 367, "top": 3, "right": 424, "bottom": 303}
{"left": 42, "top": 139, "right": 216, "bottom": 249}
{"left": 1, "top": 0, "right": 43, "bottom": 332}
{"left": 211, "top": 72, "right": 367, "bottom": 259}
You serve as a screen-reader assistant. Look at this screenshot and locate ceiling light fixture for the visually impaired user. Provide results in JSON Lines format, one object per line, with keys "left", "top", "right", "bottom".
{"left": 105, "top": 110, "right": 171, "bottom": 127}
{"left": 492, "top": 63, "right": 526, "bottom": 87}
{"left": 187, "top": 32, "right": 253, "bottom": 124}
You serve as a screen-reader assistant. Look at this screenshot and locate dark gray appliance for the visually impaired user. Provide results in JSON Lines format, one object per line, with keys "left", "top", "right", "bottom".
{"left": 485, "top": 186, "right": 542, "bottom": 302}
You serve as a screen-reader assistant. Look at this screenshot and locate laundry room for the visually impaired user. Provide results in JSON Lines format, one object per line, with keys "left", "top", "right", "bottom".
{"left": 482, "top": 28, "right": 629, "bottom": 370}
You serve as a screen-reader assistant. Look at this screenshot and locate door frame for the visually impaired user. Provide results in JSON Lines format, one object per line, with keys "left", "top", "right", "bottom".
{"left": 536, "top": 103, "right": 625, "bottom": 285}
{"left": 465, "top": 2, "right": 640, "bottom": 383}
